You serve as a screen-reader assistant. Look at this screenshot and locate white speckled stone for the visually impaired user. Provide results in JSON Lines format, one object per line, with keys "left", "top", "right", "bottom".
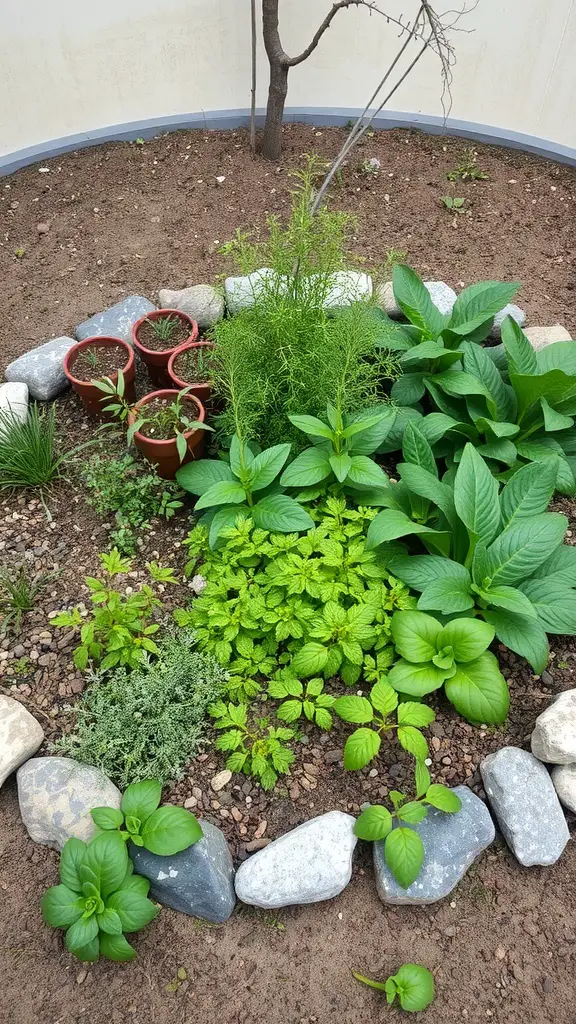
{"left": 480, "top": 747, "right": 569, "bottom": 866}
{"left": 373, "top": 786, "right": 494, "bottom": 905}
{"left": 377, "top": 280, "right": 456, "bottom": 319}
{"left": 490, "top": 303, "right": 526, "bottom": 338}
{"left": 531, "top": 689, "right": 576, "bottom": 764}
{"left": 322, "top": 271, "right": 372, "bottom": 307}
{"left": 234, "top": 810, "right": 357, "bottom": 908}
{"left": 158, "top": 284, "right": 224, "bottom": 330}
{"left": 5, "top": 337, "right": 76, "bottom": 400}
{"left": 524, "top": 324, "right": 572, "bottom": 351}
{"left": 17, "top": 756, "right": 121, "bottom": 851}
{"left": 76, "top": 295, "right": 155, "bottom": 344}
{"left": 0, "top": 696, "right": 44, "bottom": 788}
{"left": 224, "top": 268, "right": 285, "bottom": 315}
{"left": 0, "top": 382, "right": 28, "bottom": 428}
{"left": 551, "top": 763, "right": 576, "bottom": 813}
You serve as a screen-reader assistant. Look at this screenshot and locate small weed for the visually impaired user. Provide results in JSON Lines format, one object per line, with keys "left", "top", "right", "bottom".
{"left": 361, "top": 157, "right": 381, "bottom": 176}
{"left": 165, "top": 967, "right": 188, "bottom": 993}
{"left": 440, "top": 195, "right": 466, "bottom": 212}
{"left": 447, "top": 148, "right": 488, "bottom": 181}
{"left": 0, "top": 564, "right": 61, "bottom": 634}
{"left": 14, "top": 247, "right": 25, "bottom": 259}
{"left": 135, "top": 137, "right": 145, "bottom": 145}
{"left": 146, "top": 314, "right": 181, "bottom": 342}
{"left": 0, "top": 403, "right": 95, "bottom": 499}
{"left": 12, "top": 656, "right": 32, "bottom": 676}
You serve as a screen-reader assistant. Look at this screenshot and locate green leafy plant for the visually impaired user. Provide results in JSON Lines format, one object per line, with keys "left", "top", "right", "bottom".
{"left": 367, "top": 441, "right": 575, "bottom": 673}
{"left": 144, "top": 314, "right": 181, "bottom": 342}
{"left": 54, "top": 631, "right": 227, "bottom": 787}
{"left": 447, "top": 148, "right": 488, "bottom": 181}
{"left": 176, "top": 433, "right": 313, "bottom": 546}
{"left": 41, "top": 832, "right": 159, "bottom": 962}
{"left": 440, "top": 195, "right": 465, "bottom": 214}
{"left": 353, "top": 964, "right": 435, "bottom": 1012}
{"left": 333, "top": 679, "right": 433, "bottom": 770}
{"left": 91, "top": 779, "right": 202, "bottom": 855}
{"left": 0, "top": 563, "right": 61, "bottom": 633}
{"left": 80, "top": 453, "right": 183, "bottom": 555}
{"left": 210, "top": 701, "right": 296, "bottom": 789}
{"left": 0, "top": 404, "right": 95, "bottom": 495}
{"left": 268, "top": 672, "right": 336, "bottom": 729}
{"left": 389, "top": 611, "right": 509, "bottom": 724}
{"left": 51, "top": 548, "right": 161, "bottom": 671}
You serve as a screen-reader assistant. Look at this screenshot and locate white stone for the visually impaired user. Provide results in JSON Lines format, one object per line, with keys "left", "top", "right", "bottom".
{"left": 234, "top": 810, "right": 357, "bottom": 908}
{"left": 490, "top": 303, "right": 526, "bottom": 338}
{"left": 224, "top": 268, "right": 285, "bottom": 315}
{"left": 551, "top": 763, "right": 576, "bottom": 813}
{"left": 17, "top": 756, "right": 121, "bottom": 851}
{"left": 0, "top": 696, "right": 44, "bottom": 788}
{"left": 524, "top": 324, "right": 571, "bottom": 352}
{"left": 0, "top": 382, "right": 28, "bottom": 429}
{"left": 531, "top": 689, "right": 576, "bottom": 764}
{"left": 210, "top": 769, "right": 232, "bottom": 792}
{"left": 322, "top": 271, "right": 373, "bottom": 308}
{"left": 377, "top": 280, "right": 456, "bottom": 319}
{"left": 158, "top": 284, "right": 225, "bottom": 331}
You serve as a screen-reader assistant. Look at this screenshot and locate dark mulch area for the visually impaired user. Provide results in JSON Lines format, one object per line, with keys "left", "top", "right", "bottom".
{"left": 1, "top": 124, "right": 576, "bottom": 1024}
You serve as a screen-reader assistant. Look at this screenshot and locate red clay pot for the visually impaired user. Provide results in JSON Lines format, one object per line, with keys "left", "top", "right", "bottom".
{"left": 63, "top": 336, "right": 135, "bottom": 419}
{"left": 167, "top": 341, "right": 215, "bottom": 403}
{"left": 132, "top": 309, "right": 199, "bottom": 387}
{"left": 128, "top": 389, "right": 207, "bottom": 479}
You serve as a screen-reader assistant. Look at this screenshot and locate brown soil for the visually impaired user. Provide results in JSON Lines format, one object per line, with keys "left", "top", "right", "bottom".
{"left": 171, "top": 344, "right": 215, "bottom": 384}
{"left": 1, "top": 125, "right": 576, "bottom": 1023}
{"left": 69, "top": 342, "right": 129, "bottom": 381}
{"left": 136, "top": 313, "right": 193, "bottom": 352}
{"left": 135, "top": 393, "right": 201, "bottom": 439}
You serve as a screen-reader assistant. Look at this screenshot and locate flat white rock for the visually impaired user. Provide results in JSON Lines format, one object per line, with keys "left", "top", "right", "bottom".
{"left": 224, "top": 268, "right": 285, "bottom": 315}
{"left": 523, "top": 324, "right": 571, "bottom": 351}
{"left": 158, "top": 284, "right": 224, "bottom": 330}
{"left": 0, "top": 696, "right": 44, "bottom": 788}
{"left": 551, "top": 763, "right": 576, "bottom": 813}
{"left": 234, "top": 810, "right": 357, "bottom": 908}
{"left": 0, "top": 382, "right": 29, "bottom": 429}
{"left": 531, "top": 689, "right": 576, "bottom": 764}
{"left": 490, "top": 303, "right": 526, "bottom": 338}
{"left": 322, "top": 271, "right": 372, "bottom": 307}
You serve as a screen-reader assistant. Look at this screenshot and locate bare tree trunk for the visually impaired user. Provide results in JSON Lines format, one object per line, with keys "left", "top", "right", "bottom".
{"left": 250, "top": 0, "right": 257, "bottom": 156}
{"left": 261, "top": 61, "right": 288, "bottom": 160}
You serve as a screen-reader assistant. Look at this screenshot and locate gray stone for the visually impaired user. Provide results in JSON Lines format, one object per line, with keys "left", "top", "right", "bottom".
{"left": 490, "top": 303, "right": 526, "bottom": 338}
{"left": 551, "top": 763, "right": 576, "bottom": 813}
{"left": 224, "top": 268, "right": 284, "bottom": 315}
{"left": 129, "top": 819, "right": 235, "bottom": 922}
{"left": 523, "top": 324, "right": 572, "bottom": 352}
{"left": 17, "top": 756, "right": 121, "bottom": 851}
{"left": 0, "top": 382, "right": 28, "bottom": 428}
{"left": 480, "top": 747, "right": 569, "bottom": 866}
{"left": 234, "top": 810, "right": 357, "bottom": 909}
{"left": 377, "top": 280, "right": 456, "bottom": 319}
{"left": 0, "top": 696, "right": 43, "bottom": 788}
{"left": 373, "top": 786, "right": 494, "bottom": 905}
{"left": 531, "top": 689, "right": 576, "bottom": 764}
{"left": 76, "top": 295, "right": 155, "bottom": 344}
{"left": 158, "top": 284, "right": 224, "bottom": 330}
{"left": 4, "top": 336, "right": 76, "bottom": 400}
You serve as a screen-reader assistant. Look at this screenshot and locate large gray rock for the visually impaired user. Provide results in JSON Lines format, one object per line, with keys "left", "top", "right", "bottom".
{"left": 480, "top": 747, "right": 569, "bottom": 866}
{"left": 0, "top": 696, "right": 43, "bottom": 788}
{"left": 531, "top": 689, "right": 576, "bottom": 764}
{"left": 225, "top": 268, "right": 283, "bottom": 315}
{"left": 0, "top": 382, "right": 28, "bottom": 429}
{"left": 490, "top": 303, "right": 526, "bottom": 339}
{"left": 322, "top": 271, "right": 372, "bottom": 307}
{"left": 234, "top": 810, "right": 357, "bottom": 909}
{"left": 524, "top": 324, "right": 571, "bottom": 351}
{"left": 17, "top": 756, "right": 121, "bottom": 851}
{"left": 4, "top": 336, "right": 76, "bottom": 400}
{"left": 551, "top": 763, "right": 576, "bottom": 814}
{"left": 377, "top": 280, "right": 456, "bottom": 319}
{"left": 158, "top": 284, "right": 224, "bottom": 330}
{"left": 76, "top": 295, "right": 155, "bottom": 344}
{"left": 130, "top": 819, "right": 235, "bottom": 922}
{"left": 373, "top": 786, "right": 494, "bottom": 905}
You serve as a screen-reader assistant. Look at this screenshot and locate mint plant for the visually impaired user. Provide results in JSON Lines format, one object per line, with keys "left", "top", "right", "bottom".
{"left": 333, "top": 680, "right": 433, "bottom": 770}
{"left": 389, "top": 610, "right": 509, "bottom": 724}
{"left": 51, "top": 549, "right": 161, "bottom": 671}
{"left": 268, "top": 671, "right": 336, "bottom": 729}
{"left": 353, "top": 964, "right": 435, "bottom": 1012}
{"left": 176, "top": 433, "right": 313, "bottom": 545}
{"left": 91, "top": 779, "right": 202, "bottom": 855}
{"left": 210, "top": 701, "right": 296, "bottom": 789}
{"left": 41, "top": 832, "right": 159, "bottom": 962}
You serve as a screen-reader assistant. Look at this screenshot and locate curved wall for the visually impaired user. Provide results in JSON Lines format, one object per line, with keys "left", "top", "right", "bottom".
{"left": 1, "top": 0, "right": 576, "bottom": 172}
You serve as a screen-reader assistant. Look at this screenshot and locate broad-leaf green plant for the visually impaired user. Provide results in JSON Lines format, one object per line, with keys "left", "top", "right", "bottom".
{"left": 333, "top": 680, "right": 433, "bottom": 770}
{"left": 353, "top": 964, "right": 435, "bottom": 1012}
{"left": 90, "top": 779, "right": 202, "bottom": 855}
{"left": 209, "top": 701, "right": 296, "bottom": 790}
{"left": 268, "top": 671, "right": 336, "bottom": 729}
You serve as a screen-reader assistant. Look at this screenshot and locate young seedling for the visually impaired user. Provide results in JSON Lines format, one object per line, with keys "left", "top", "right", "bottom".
{"left": 209, "top": 701, "right": 295, "bottom": 789}
{"left": 353, "top": 964, "right": 435, "bottom": 1012}
{"left": 90, "top": 779, "right": 202, "bottom": 855}
{"left": 440, "top": 195, "right": 465, "bottom": 213}
{"left": 268, "top": 672, "right": 336, "bottom": 729}
{"left": 447, "top": 148, "right": 488, "bottom": 181}
{"left": 332, "top": 679, "right": 433, "bottom": 770}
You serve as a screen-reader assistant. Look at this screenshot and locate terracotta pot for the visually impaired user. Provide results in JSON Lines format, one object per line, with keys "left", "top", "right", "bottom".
{"left": 128, "top": 389, "right": 207, "bottom": 479}
{"left": 167, "top": 340, "right": 215, "bottom": 403}
{"left": 132, "top": 309, "right": 199, "bottom": 386}
{"left": 63, "top": 336, "right": 135, "bottom": 419}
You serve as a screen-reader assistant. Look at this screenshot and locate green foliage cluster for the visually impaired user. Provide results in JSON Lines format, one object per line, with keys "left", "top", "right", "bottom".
{"left": 354, "top": 964, "right": 435, "bottom": 1013}
{"left": 91, "top": 779, "right": 202, "bottom": 855}
{"left": 0, "top": 562, "right": 60, "bottom": 633}
{"left": 55, "top": 631, "right": 227, "bottom": 787}
{"left": 333, "top": 679, "right": 434, "bottom": 770}
{"left": 80, "top": 453, "right": 184, "bottom": 554}
{"left": 210, "top": 702, "right": 296, "bottom": 790}
{"left": 0, "top": 403, "right": 94, "bottom": 491}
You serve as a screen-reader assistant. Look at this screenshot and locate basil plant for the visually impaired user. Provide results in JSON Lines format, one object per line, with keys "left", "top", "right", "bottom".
{"left": 91, "top": 779, "right": 202, "bottom": 856}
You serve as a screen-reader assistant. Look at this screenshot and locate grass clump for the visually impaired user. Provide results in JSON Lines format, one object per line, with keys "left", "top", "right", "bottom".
{"left": 0, "top": 404, "right": 90, "bottom": 491}
{"left": 54, "top": 632, "right": 228, "bottom": 787}
{"left": 0, "top": 563, "right": 60, "bottom": 633}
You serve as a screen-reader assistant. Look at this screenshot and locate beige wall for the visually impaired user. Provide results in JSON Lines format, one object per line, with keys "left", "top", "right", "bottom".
{"left": 1, "top": 0, "right": 575, "bottom": 161}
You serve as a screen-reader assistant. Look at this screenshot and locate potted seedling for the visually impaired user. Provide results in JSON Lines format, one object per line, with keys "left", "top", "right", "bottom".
{"left": 63, "top": 336, "right": 135, "bottom": 418}
{"left": 132, "top": 309, "right": 198, "bottom": 385}
{"left": 96, "top": 373, "right": 212, "bottom": 479}
{"left": 167, "top": 341, "right": 216, "bottom": 403}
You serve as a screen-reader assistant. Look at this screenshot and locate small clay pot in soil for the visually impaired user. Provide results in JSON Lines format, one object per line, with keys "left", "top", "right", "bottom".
{"left": 132, "top": 309, "right": 198, "bottom": 386}
{"left": 167, "top": 341, "right": 216, "bottom": 403}
{"left": 63, "top": 336, "right": 135, "bottom": 419}
{"left": 127, "top": 389, "right": 207, "bottom": 479}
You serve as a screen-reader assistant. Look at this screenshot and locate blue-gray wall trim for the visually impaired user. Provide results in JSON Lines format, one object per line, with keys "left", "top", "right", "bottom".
{"left": 2, "top": 107, "right": 575, "bottom": 176}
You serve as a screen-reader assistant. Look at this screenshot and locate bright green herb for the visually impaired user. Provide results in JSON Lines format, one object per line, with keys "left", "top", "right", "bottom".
{"left": 268, "top": 672, "right": 336, "bottom": 729}
{"left": 0, "top": 563, "right": 61, "bottom": 634}
{"left": 209, "top": 702, "right": 296, "bottom": 790}
{"left": 144, "top": 314, "right": 181, "bottom": 342}
{"left": 91, "top": 779, "right": 202, "bottom": 855}
{"left": 353, "top": 963, "right": 435, "bottom": 1012}
{"left": 333, "top": 680, "right": 433, "bottom": 770}
{"left": 41, "top": 832, "right": 159, "bottom": 962}
{"left": 0, "top": 403, "right": 94, "bottom": 493}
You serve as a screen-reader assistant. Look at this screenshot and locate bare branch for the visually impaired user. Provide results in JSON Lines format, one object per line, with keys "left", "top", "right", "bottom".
{"left": 288, "top": 0, "right": 374, "bottom": 67}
